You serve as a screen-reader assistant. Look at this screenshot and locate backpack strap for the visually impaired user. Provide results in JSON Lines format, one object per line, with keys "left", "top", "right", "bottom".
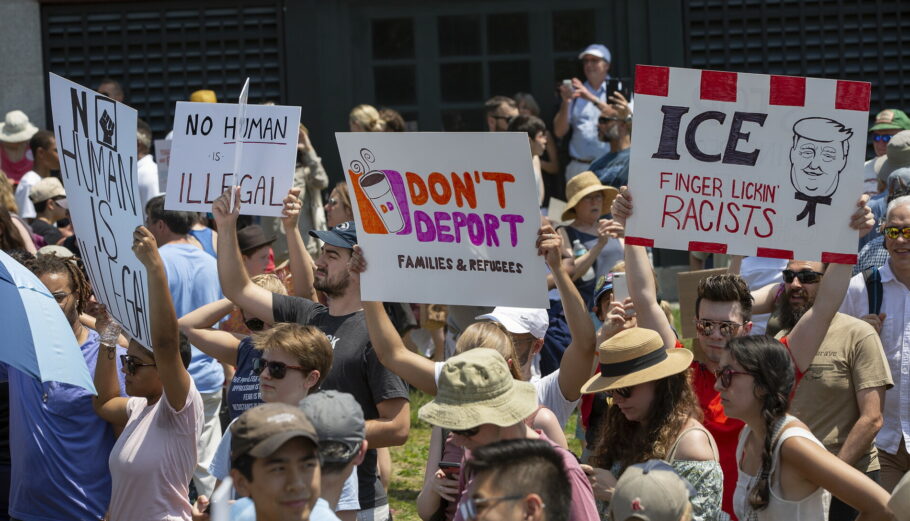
{"left": 863, "top": 266, "right": 883, "bottom": 315}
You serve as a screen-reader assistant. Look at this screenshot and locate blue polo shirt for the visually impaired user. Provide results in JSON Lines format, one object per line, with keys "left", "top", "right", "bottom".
{"left": 159, "top": 243, "right": 224, "bottom": 394}
{"left": 568, "top": 80, "right": 611, "bottom": 162}
{"left": 2, "top": 329, "right": 127, "bottom": 521}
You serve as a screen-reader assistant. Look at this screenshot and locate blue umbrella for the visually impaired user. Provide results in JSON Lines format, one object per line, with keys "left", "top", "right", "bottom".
{"left": 0, "top": 250, "right": 96, "bottom": 393}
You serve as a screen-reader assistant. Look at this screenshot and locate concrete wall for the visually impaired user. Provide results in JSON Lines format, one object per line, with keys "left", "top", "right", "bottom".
{"left": 0, "top": 0, "right": 45, "bottom": 127}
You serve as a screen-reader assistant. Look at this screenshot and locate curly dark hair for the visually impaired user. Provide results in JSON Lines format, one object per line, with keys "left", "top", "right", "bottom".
{"left": 590, "top": 370, "right": 702, "bottom": 470}
{"left": 29, "top": 252, "right": 91, "bottom": 316}
{"left": 726, "top": 335, "right": 793, "bottom": 512}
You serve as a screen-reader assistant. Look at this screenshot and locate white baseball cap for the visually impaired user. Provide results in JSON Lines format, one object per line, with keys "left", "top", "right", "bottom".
{"left": 476, "top": 307, "right": 548, "bottom": 339}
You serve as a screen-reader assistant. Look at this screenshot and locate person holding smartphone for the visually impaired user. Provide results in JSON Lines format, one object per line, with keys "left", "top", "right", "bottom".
{"left": 554, "top": 44, "right": 616, "bottom": 181}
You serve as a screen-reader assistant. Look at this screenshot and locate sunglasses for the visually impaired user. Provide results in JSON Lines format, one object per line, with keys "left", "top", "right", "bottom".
{"left": 490, "top": 115, "right": 515, "bottom": 124}
{"left": 326, "top": 197, "right": 338, "bottom": 206}
{"left": 451, "top": 426, "right": 481, "bottom": 438}
{"left": 51, "top": 291, "right": 73, "bottom": 303}
{"left": 873, "top": 134, "right": 894, "bottom": 143}
{"left": 598, "top": 116, "right": 622, "bottom": 124}
{"left": 120, "top": 354, "right": 156, "bottom": 375}
{"left": 883, "top": 226, "right": 910, "bottom": 240}
{"left": 252, "top": 358, "right": 307, "bottom": 379}
{"left": 605, "top": 386, "right": 633, "bottom": 399}
{"left": 694, "top": 319, "right": 743, "bottom": 338}
{"left": 781, "top": 269, "right": 824, "bottom": 284}
{"left": 713, "top": 366, "right": 751, "bottom": 389}
{"left": 459, "top": 496, "right": 525, "bottom": 521}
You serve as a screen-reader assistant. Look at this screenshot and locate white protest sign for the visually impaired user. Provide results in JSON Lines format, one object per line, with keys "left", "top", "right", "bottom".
{"left": 154, "top": 138, "right": 171, "bottom": 192}
{"left": 627, "top": 65, "right": 871, "bottom": 264}
{"left": 49, "top": 73, "right": 152, "bottom": 347}
{"left": 335, "top": 132, "right": 548, "bottom": 308}
{"left": 165, "top": 101, "right": 300, "bottom": 216}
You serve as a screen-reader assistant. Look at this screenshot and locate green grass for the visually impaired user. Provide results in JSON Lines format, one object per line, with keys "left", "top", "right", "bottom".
{"left": 388, "top": 308, "right": 687, "bottom": 519}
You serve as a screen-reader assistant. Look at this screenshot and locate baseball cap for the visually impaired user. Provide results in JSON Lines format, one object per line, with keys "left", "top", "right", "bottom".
{"left": 579, "top": 44, "right": 611, "bottom": 63}
{"left": 300, "top": 390, "right": 365, "bottom": 464}
{"left": 591, "top": 273, "right": 614, "bottom": 310}
{"left": 29, "top": 177, "right": 66, "bottom": 204}
{"left": 476, "top": 307, "right": 548, "bottom": 339}
{"left": 876, "top": 130, "right": 910, "bottom": 185}
{"left": 610, "top": 460, "right": 694, "bottom": 521}
{"left": 230, "top": 403, "right": 319, "bottom": 462}
{"left": 309, "top": 221, "right": 357, "bottom": 249}
{"left": 870, "top": 109, "right": 910, "bottom": 132}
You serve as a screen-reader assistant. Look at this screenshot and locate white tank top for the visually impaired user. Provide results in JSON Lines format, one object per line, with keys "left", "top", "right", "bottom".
{"left": 733, "top": 416, "right": 831, "bottom": 521}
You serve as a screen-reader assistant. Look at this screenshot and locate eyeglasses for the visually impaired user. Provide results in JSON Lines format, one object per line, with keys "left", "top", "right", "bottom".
{"left": 694, "top": 319, "right": 743, "bottom": 338}
{"left": 605, "top": 386, "right": 633, "bottom": 399}
{"left": 120, "top": 354, "right": 156, "bottom": 375}
{"left": 781, "top": 269, "right": 824, "bottom": 284}
{"left": 252, "top": 358, "right": 307, "bottom": 379}
{"left": 451, "top": 426, "right": 481, "bottom": 438}
{"left": 598, "top": 116, "right": 622, "bottom": 124}
{"left": 873, "top": 134, "right": 894, "bottom": 143}
{"left": 458, "top": 496, "right": 526, "bottom": 521}
{"left": 713, "top": 366, "right": 751, "bottom": 389}
{"left": 490, "top": 115, "right": 515, "bottom": 124}
{"left": 883, "top": 226, "right": 910, "bottom": 240}
{"left": 51, "top": 291, "right": 73, "bottom": 303}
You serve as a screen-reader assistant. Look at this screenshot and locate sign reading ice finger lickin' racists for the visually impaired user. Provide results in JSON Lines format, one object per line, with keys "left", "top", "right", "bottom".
{"left": 335, "top": 132, "right": 548, "bottom": 308}
{"left": 165, "top": 101, "right": 301, "bottom": 217}
{"left": 626, "top": 65, "right": 871, "bottom": 264}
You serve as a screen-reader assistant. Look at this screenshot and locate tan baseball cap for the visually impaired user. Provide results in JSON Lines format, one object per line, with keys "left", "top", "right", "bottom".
{"left": 230, "top": 403, "right": 319, "bottom": 462}
{"left": 29, "top": 177, "right": 66, "bottom": 204}
{"left": 610, "top": 460, "right": 694, "bottom": 521}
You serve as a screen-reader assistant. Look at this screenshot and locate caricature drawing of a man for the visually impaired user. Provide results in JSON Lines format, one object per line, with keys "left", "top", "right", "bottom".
{"left": 789, "top": 117, "right": 853, "bottom": 226}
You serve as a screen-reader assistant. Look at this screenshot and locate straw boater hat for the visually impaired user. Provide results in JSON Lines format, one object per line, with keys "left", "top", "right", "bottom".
{"left": 418, "top": 348, "right": 538, "bottom": 430}
{"left": 581, "top": 328, "right": 693, "bottom": 394}
{"left": 0, "top": 110, "right": 39, "bottom": 144}
{"left": 561, "top": 171, "right": 619, "bottom": 221}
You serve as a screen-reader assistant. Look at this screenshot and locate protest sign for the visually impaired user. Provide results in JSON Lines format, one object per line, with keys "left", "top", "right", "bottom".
{"left": 627, "top": 65, "right": 871, "bottom": 264}
{"left": 48, "top": 73, "right": 152, "bottom": 348}
{"left": 164, "top": 101, "right": 301, "bottom": 216}
{"left": 154, "top": 138, "right": 171, "bottom": 192}
{"left": 335, "top": 132, "right": 548, "bottom": 307}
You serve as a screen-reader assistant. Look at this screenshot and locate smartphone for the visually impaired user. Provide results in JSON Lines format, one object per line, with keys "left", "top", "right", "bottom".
{"left": 606, "top": 77, "right": 632, "bottom": 104}
{"left": 439, "top": 461, "right": 461, "bottom": 478}
{"left": 562, "top": 79, "right": 573, "bottom": 89}
{"left": 612, "top": 272, "right": 633, "bottom": 316}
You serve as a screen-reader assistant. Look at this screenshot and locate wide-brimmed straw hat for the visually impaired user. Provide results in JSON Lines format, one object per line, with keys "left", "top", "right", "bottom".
{"left": 562, "top": 171, "right": 619, "bottom": 221}
{"left": 418, "top": 348, "right": 538, "bottom": 430}
{"left": 581, "top": 328, "right": 693, "bottom": 394}
{"left": 0, "top": 110, "right": 39, "bottom": 143}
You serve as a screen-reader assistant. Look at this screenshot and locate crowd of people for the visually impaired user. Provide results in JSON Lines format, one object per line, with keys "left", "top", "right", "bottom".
{"left": 1, "top": 41, "right": 910, "bottom": 521}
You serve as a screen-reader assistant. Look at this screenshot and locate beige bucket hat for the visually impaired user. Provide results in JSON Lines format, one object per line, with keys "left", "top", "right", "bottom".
{"left": 418, "top": 348, "right": 538, "bottom": 430}
{"left": 561, "top": 171, "right": 619, "bottom": 221}
{"left": 0, "top": 110, "right": 39, "bottom": 143}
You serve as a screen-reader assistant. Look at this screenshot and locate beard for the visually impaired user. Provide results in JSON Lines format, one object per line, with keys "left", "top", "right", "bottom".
{"left": 314, "top": 269, "right": 351, "bottom": 298}
{"left": 778, "top": 287, "right": 813, "bottom": 331}
{"left": 605, "top": 124, "right": 621, "bottom": 142}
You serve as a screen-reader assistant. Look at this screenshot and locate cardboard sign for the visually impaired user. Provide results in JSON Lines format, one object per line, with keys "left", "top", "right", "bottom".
{"left": 154, "top": 138, "right": 171, "bottom": 192}
{"left": 49, "top": 73, "right": 152, "bottom": 348}
{"left": 627, "top": 66, "right": 871, "bottom": 264}
{"left": 335, "top": 132, "right": 548, "bottom": 308}
{"left": 164, "top": 101, "right": 301, "bottom": 216}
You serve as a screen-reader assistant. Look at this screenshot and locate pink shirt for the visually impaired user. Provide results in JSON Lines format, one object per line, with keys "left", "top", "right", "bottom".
{"left": 454, "top": 431, "right": 599, "bottom": 521}
{"left": 108, "top": 380, "right": 204, "bottom": 521}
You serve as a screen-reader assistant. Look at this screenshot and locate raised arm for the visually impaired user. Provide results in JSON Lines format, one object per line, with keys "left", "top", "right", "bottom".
{"left": 558, "top": 219, "right": 615, "bottom": 282}
{"left": 281, "top": 188, "right": 318, "bottom": 301}
{"left": 92, "top": 310, "right": 130, "bottom": 428}
{"left": 132, "top": 226, "right": 191, "bottom": 411}
{"left": 177, "top": 298, "right": 243, "bottom": 365}
{"left": 612, "top": 188, "right": 678, "bottom": 350}
{"left": 351, "top": 245, "right": 438, "bottom": 395}
{"left": 553, "top": 82, "right": 574, "bottom": 138}
{"left": 788, "top": 195, "right": 874, "bottom": 372}
{"left": 541, "top": 225, "right": 596, "bottom": 402}
{"left": 213, "top": 187, "right": 275, "bottom": 323}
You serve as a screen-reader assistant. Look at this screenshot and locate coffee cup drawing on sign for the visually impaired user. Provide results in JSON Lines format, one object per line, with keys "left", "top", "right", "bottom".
{"left": 351, "top": 148, "right": 405, "bottom": 233}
